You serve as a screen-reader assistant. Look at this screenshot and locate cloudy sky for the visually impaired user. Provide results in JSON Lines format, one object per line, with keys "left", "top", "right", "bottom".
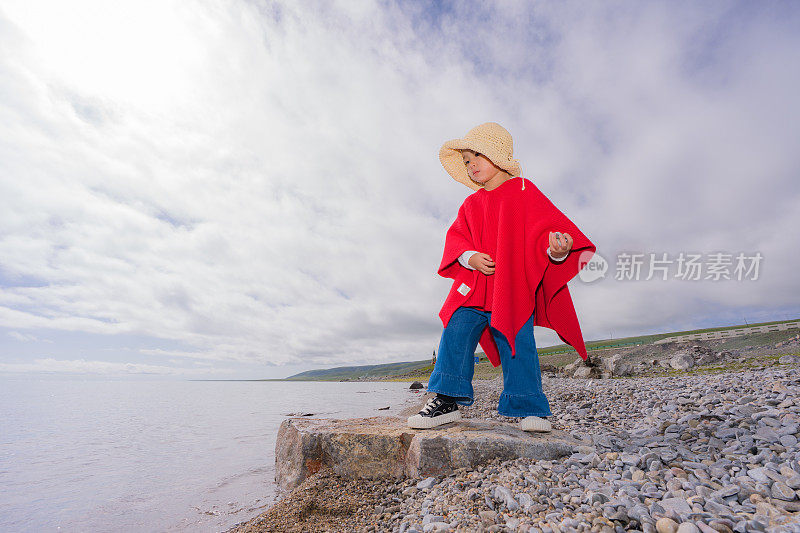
{"left": 1, "top": 1, "right": 798, "bottom": 380}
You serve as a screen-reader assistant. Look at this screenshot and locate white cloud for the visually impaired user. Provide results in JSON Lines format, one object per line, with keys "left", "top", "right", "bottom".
{"left": 0, "top": 357, "right": 230, "bottom": 376}
{"left": 7, "top": 330, "right": 39, "bottom": 342}
{"left": 0, "top": 1, "right": 798, "bottom": 377}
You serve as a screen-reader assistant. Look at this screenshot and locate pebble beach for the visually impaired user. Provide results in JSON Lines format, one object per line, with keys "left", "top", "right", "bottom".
{"left": 230, "top": 363, "right": 800, "bottom": 533}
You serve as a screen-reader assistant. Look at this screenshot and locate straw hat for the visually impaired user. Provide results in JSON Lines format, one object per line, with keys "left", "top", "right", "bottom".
{"left": 439, "top": 122, "right": 522, "bottom": 191}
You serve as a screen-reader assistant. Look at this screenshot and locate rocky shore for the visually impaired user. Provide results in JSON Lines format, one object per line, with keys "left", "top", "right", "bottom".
{"left": 229, "top": 358, "right": 800, "bottom": 533}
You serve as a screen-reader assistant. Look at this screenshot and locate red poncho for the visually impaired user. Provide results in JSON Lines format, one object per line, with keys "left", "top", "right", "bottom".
{"left": 438, "top": 177, "right": 596, "bottom": 367}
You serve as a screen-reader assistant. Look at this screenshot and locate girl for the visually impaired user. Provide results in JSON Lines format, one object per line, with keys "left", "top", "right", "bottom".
{"left": 407, "top": 122, "right": 596, "bottom": 432}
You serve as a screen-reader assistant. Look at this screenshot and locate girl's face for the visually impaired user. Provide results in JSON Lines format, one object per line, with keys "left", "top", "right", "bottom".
{"left": 461, "top": 150, "right": 500, "bottom": 185}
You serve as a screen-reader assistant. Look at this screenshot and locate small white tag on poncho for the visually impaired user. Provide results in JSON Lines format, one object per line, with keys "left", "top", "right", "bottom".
{"left": 457, "top": 283, "right": 471, "bottom": 296}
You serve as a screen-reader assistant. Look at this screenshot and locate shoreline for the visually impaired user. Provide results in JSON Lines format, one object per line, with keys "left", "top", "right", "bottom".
{"left": 227, "top": 362, "right": 800, "bottom": 532}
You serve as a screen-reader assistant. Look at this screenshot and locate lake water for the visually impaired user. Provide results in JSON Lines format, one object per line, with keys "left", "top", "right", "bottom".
{"left": 0, "top": 378, "right": 425, "bottom": 532}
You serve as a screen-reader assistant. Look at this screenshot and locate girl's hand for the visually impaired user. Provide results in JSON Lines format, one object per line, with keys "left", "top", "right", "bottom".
{"left": 468, "top": 252, "right": 495, "bottom": 275}
{"left": 548, "top": 231, "right": 573, "bottom": 260}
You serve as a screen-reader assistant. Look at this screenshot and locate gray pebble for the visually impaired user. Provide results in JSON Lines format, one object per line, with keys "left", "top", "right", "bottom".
{"left": 375, "top": 366, "right": 800, "bottom": 533}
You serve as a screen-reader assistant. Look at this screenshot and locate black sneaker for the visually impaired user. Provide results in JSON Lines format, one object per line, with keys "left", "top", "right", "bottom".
{"left": 407, "top": 395, "right": 462, "bottom": 429}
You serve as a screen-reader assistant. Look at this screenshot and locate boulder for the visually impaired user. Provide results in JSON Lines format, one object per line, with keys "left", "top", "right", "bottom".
{"left": 683, "top": 344, "right": 733, "bottom": 367}
{"left": 409, "top": 381, "right": 424, "bottom": 389}
{"left": 603, "top": 354, "right": 633, "bottom": 376}
{"left": 539, "top": 363, "right": 559, "bottom": 374}
{"left": 670, "top": 353, "right": 695, "bottom": 370}
{"left": 776, "top": 334, "right": 800, "bottom": 347}
{"left": 574, "top": 365, "right": 603, "bottom": 379}
{"left": 562, "top": 359, "right": 582, "bottom": 375}
{"left": 275, "top": 416, "right": 581, "bottom": 491}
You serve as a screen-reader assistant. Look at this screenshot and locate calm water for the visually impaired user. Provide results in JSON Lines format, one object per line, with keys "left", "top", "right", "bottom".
{"left": 0, "top": 378, "right": 424, "bottom": 533}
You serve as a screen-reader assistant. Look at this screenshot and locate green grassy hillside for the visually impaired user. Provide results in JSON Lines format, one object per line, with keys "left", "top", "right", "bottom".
{"left": 284, "top": 360, "right": 434, "bottom": 381}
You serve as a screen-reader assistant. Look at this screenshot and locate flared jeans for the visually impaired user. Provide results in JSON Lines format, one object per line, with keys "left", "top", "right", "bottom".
{"left": 427, "top": 306, "right": 552, "bottom": 417}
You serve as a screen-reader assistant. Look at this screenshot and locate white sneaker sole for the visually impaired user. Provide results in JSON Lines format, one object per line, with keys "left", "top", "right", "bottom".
{"left": 407, "top": 409, "right": 462, "bottom": 429}
{"left": 519, "top": 416, "right": 552, "bottom": 432}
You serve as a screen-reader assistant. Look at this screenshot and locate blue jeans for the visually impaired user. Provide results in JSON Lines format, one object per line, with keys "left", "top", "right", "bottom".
{"left": 427, "top": 306, "right": 552, "bottom": 417}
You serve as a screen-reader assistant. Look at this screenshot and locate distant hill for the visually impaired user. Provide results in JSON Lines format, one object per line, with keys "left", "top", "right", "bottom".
{"left": 281, "top": 318, "right": 798, "bottom": 382}
{"left": 284, "top": 359, "right": 436, "bottom": 381}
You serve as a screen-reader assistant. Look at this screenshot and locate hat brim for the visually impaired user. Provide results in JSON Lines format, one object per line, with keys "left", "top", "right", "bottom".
{"left": 439, "top": 139, "right": 522, "bottom": 191}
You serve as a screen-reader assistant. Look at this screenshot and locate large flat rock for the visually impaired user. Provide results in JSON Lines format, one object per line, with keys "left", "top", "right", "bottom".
{"left": 275, "top": 416, "right": 581, "bottom": 491}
